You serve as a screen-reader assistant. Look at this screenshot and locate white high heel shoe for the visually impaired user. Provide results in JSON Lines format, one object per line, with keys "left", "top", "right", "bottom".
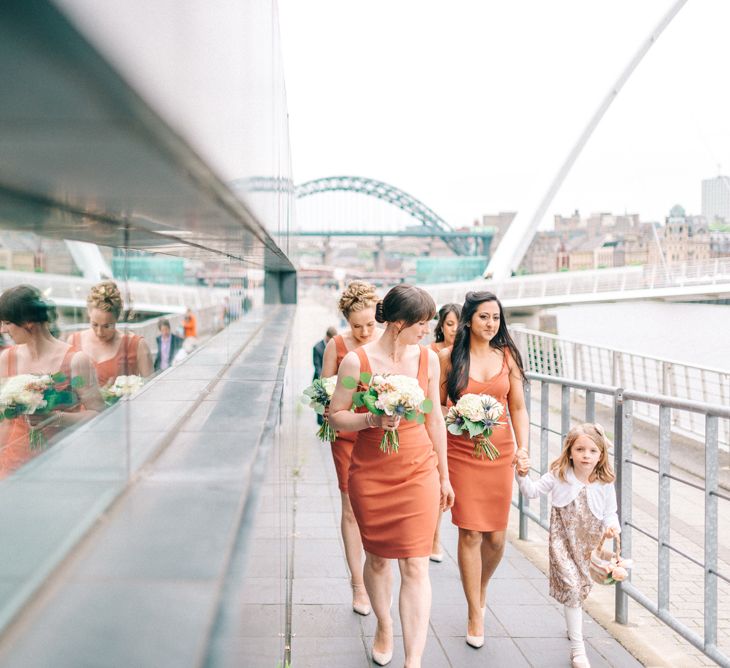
{"left": 351, "top": 582, "right": 371, "bottom": 616}
{"left": 466, "top": 609, "right": 485, "bottom": 648}
{"left": 372, "top": 647, "right": 393, "bottom": 666}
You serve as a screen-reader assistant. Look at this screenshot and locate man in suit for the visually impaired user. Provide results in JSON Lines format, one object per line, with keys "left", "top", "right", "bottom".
{"left": 313, "top": 326, "right": 337, "bottom": 380}
{"left": 154, "top": 318, "right": 183, "bottom": 371}
{"left": 313, "top": 326, "right": 337, "bottom": 425}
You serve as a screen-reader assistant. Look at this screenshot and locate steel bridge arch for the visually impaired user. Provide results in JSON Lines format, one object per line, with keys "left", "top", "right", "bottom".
{"left": 295, "top": 176, "right": 471, "bottom": 255}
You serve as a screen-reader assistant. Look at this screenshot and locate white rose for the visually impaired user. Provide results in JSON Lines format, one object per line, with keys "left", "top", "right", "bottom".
{"left": 456, "top": 394, "right": 486, "bottom": 422}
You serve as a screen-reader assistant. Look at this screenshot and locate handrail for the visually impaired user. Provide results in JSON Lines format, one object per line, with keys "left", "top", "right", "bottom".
{"left": 515, "top": 374, "right": 730, "bottom": 667}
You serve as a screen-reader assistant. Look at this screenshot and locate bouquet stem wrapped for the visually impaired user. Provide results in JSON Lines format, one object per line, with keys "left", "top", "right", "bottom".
{"left": 445, "top": 393, "right": 505, "bottom": 460}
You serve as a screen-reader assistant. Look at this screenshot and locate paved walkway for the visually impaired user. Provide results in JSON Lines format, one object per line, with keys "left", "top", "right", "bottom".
{"left": 231, "top": 297, "right": 644, "bottom": 667}
{"left": 281, "top": 433, "right": 643, "bottom": 667}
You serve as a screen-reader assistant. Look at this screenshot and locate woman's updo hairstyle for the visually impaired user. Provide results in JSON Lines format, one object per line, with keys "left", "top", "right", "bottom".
{"left": 375, "top": 284, "right": 436, "bottom": 328}
{"left": 87, "top": 281, "right": 123, "bottom": 319}
{"left": 0, "top": 285, "right": 57, "bottom": 325}
{"left": 338, "top": 281, "right": 379, "bottom": 320}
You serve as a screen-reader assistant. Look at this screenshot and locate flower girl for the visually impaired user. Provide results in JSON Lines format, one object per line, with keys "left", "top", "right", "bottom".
{"left": 516, "top": 423, "right": 620, "bottom": 668}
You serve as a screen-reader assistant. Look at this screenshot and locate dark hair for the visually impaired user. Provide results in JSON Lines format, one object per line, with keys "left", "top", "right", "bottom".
{"left": 446, "top": 291, "right": 525, "bottom": 404}
{"left": 158, "top": 318, "right": 171, "bottom": 330}
{"left": 375, "top": 284, "right": 436, "bottom": 329}
{"left": 434, "top": 303, "right": 462, "bottom": 343}
{"left": 0, "top": 285, "right": 57, "bottom": 325}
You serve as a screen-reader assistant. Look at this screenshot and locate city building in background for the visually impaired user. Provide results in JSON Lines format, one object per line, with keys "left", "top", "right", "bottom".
{"left": 702, "top": 174, "right": 730, "bottom": 224}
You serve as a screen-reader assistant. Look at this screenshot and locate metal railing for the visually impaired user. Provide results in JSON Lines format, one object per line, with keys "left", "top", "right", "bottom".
{"left": 428, "top": 258, "right": 730, "bottom": 307}
{"left": 515, "top": 373, "right": 730, "bottom": 667}
{"left": 511, "top": 326, "right": 730, "bottom": 450}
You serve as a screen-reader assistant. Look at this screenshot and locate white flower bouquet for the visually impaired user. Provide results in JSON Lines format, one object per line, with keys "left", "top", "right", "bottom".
{"left": 445, "top": 393, "right": 505, "bottom": 460}
{"left": 301, "top": 375, "right": 338, "bottom": 442}
{"left": 102, "top": 375, "right": 145, "bottom": 405}
{"left": 349, "top": 372, "right": 433, "bottom": 454}
{"left": 0, "top": 372, "right": 80, "bottom": 448}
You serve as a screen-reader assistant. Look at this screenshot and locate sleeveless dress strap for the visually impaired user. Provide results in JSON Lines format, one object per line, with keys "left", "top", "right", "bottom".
{"left": 354, "top": 346, "right": 371, "bottom": 377}
{"left": 430, "top": 342, "right": 439, "bottom": 353}
{"left": 123, "top": 333, "right": 140, "bottom": 371}
{"left": 417, "top": 345, "right": 429, "bottom": 391}
{"left": 334, "top": 335, "right": 348, "bottom": 366}
{"left": 68, "top": 331, "right": 81, "bottom": 349}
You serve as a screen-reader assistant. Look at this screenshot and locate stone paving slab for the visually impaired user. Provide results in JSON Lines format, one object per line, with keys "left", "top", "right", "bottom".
{"left": 275, "top": 301, "right": 644, "bottom": 667}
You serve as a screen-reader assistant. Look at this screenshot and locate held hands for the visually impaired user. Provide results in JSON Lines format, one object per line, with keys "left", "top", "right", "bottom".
{"left": 513, "top": 448, "right": 530, "bottom": 477}
{"left": 604, "top": 526, "right": 619, "bottom": 539}
{"left": 440, "top": 478, "right": 455, "bottom": 512}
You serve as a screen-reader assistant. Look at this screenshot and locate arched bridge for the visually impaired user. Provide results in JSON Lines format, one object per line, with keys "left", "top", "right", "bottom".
{"left": 294, "top": 176, "right": 475, "bottom": 256}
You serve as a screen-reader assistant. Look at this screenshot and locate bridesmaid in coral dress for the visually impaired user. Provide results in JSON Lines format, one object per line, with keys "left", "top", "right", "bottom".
{"left": 427, "top": 302, "right": 461, "bottom": 561}
{"left": 68, "top": 281, "right": 153, "bottom": 387}
{"left": 320, "top": 281, "right": 381, "bottom": 617}
{"left": 439, "top": 291, "right": 529, "bottom": 649}
{"left": 0, "top": 286, "right": 105, "bottom": 477}
{"left": 330, "top": 285, "right": 454, "bottom": 668}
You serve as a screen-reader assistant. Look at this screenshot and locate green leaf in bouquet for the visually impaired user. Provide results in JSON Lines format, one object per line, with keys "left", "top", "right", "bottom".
{"left": 342, "top": 375, "right": 358, "bottom": 390}
{"left": 362, "top": 392, "right": 384, "bottom": 415}
{"left": 70, "top": 376, "right": 85, "bottom": 389}
{"left": 447, "top": 423, "right": 463, "bottom": 436}
{"left": 463, "top": 417, "right": 484, "bottom": 439}
{"left": 421, "top": 398, "right": 433, "bottom": 414}
{"left": 50, "top": 372, "right": 67, "bottom": 384}
{"left": 415, "top": 413, "right": 426, "bottom": 424}
{"left": 405, "top": 410, "right": 417, "bottom": 421}
{"left": 359, "top": 371, "right": 372, "bottom": 385}
{"left": 352, "top": 391, "right": 365, "bottom": 407}
{"left": 5, "top": 407, "right": 18, "bottom": 419}
{"left": 314, "top": 404, "right": 325, "bottom": 416}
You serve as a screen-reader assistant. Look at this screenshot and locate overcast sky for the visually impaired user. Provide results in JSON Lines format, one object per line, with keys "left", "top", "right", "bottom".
{"left": 278, "top": 0, "right": 730, "bottom": 229}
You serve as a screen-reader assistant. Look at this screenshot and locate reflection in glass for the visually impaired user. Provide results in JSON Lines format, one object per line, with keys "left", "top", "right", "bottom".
{"left": 0, "top": 285, "right": 105, "bottom": 477}
{"left": 67, "top": 280, "right": 153, "bottom": 388}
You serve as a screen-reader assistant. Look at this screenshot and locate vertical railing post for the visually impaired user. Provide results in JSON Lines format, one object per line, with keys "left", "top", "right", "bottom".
{"left": 519, "top": 381, "right": 532, "bottom": 540}
{"left": 657, "top": 405, "right": 671, "bottom": 614}
{"left": 612, "top": 351, "right": 620, "bottom": 386}
{"left": 540, "top": 381, "right": 550, "bottom": 525}
{"left": 614, "top": 391, "right": 632, "bottom": 624}
{"left": 705, "top": 415, "right": 719, "bottom": 653}
{"left": 561, "top": 384, "right": 571, "bottom": 439}
{"left": 585, "top": 390, "right": 595, "bottom": 423}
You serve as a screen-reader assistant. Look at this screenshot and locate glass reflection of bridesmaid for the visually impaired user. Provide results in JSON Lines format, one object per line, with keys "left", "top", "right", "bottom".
{"left": 0, "top": 285, "right": 105, "bottom": 477}
{"left": 67, "top": 281, "right": 152, "bottom": 386}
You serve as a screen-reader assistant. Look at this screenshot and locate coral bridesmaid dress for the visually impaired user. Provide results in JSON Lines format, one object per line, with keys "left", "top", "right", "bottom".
{"left": 68, "top": 332, "right": 141, "bottom": 387}
{"left": 330, "top": 335, "right": 357, "bottom": 493}
{"left": 348, "top": 345, "right": 439, "bottom": 558}
{"left": 0, "top": 345, "right": 79, "bottom": 477}
{"left": 447, "top": 348, "right": 516, "bottom": 532}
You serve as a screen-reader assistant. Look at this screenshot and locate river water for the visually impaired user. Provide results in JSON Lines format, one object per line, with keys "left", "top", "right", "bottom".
{"left": 550, "top": 301, "right": 730, "bottom": 371}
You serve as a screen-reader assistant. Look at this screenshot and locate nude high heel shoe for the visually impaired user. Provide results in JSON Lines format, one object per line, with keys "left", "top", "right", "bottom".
{"left": 351, "top": 582, "right": 371, "bottom": 616}
{"left": 466, "top": 610, "right": 485, "bottom": 648}
{"left": 371, "top": 647, "right": 393, "bottom": 666}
